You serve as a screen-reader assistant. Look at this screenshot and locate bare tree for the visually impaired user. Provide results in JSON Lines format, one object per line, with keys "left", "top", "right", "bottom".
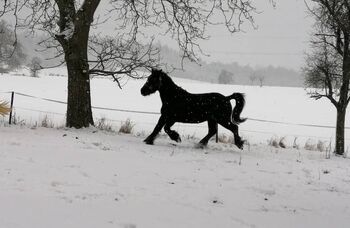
{"left": 28, "top": 57, "right": 42, "bottom": 77}
{"left": 249, "top": 73, "right": 257, "bottom": 85}
{"left": 0, "top": 20, "right": 26, "bottom": 73}
{"left": 304, "top": 0, "right": 350, "bottom": 156}
{"left": 218, "top": 69, "right": 234, "bottom": 84}
{"left": 1, "top": 0, "right": 260, "bottom": 128}
{"left": 258, "top": 76, "right": 265, "bottom": 87}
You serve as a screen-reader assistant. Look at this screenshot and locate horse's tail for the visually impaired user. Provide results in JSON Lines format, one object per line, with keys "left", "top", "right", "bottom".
{"left": 0, "top": 101, "right": 11, "bottom": 116}
{"left": 227, "top": 93, "right": 247, "bottom": 124}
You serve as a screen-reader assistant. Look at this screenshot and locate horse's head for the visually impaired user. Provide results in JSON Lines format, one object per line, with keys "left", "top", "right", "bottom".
{"left": 141, "top": 68, "right": 163, "bottom": 96}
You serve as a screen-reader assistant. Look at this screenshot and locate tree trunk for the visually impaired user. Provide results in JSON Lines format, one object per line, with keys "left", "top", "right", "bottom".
{"left": 335, "top": 106, "right": 346, "bottom": 155}
{"left": 335, "top": 43, "right": 350, "bottom": 155}
{"left": 64, "top": 41, "right": 94, "bottom": 128}
{"left": 53, "top": 0, "right": 100, "bottom": 128}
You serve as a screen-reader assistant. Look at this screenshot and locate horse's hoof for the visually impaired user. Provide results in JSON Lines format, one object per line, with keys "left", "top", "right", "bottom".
{"left": 236, "top": 140, "right": 245, "bottom": 150}
{"left": 169, "top": 132, "right": 181, "bottom": 143}
{"left": 143, "top": 138, "right": 154, "bottom": 145}
{"left": 196, "top": 143, "right": 206, "bottom": 149}
{"left": 144, "top": 141, "right": 154, "bottom": 145}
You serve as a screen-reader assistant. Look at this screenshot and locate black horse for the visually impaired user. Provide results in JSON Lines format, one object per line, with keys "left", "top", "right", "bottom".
{"left": 140, "top": 69, "right": 246, "bottom": 149}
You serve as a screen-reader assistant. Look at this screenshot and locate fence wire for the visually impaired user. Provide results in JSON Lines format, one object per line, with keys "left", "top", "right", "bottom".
{"left": 9, "top": 91, "right": 347, "bottom": 129}
{"left": 2, "top": 90, "right": 350, "bottom": 140}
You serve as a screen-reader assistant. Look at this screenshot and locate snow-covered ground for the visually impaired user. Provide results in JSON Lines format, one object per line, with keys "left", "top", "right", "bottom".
{"left": 1, "top": 69, "right": 350, "bottom": 227}
{"left": 0, "top": 126, "right": 349, "bottom": 228}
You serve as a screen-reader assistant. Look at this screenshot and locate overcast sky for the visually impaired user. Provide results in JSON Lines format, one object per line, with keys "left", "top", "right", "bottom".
{"left": 93, "top": 0, "right": 314, "bottom": 71}
{"left": 198, "top": 0, "right": 315, "bottom": 70}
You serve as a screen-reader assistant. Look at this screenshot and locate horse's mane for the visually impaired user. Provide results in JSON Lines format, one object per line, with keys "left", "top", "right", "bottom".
{"left": 156, "top": 70, "right": 189, "bottom": 103}
{"left": 159, "top": 70, "right": 188, "bottom": 94}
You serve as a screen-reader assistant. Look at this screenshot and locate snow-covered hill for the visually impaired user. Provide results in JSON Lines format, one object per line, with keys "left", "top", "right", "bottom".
{"left": 1, "top": 126, "right": 350, "bottom": 228}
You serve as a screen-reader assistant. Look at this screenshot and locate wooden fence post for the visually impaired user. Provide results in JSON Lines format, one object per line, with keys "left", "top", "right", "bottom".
{"left": 9, "top": 91, "right": 14, "bottom": 125}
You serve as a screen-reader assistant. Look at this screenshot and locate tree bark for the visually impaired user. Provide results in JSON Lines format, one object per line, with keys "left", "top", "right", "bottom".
{"left": 60, "top": 23, "right": 94, "bottom": 128}
{"left": 54, "top": 0, "right": 100, "bottom": 128}
{"left": 335, "top": 39, "right": 350, "bottom": 155}
{"left": 65, "top": 44, "right": 94, "bottom": 128}
{"left": 335, "top": 106, "right": 346, "bottom": 155}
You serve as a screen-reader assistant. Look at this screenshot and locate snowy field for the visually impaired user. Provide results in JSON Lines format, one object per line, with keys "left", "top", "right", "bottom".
{"left": 1, "top": 67, "right": 349, "bottom": 147}
{"left": 1, "top": 68, "right": 350, "bottom": 228}
{"left": 0, "top": 126, "right": 350, "bottom": 228}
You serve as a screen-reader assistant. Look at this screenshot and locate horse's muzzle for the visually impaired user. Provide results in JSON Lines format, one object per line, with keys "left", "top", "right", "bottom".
{"left": 141, "top": 87, "right": 149, "bottom": 96}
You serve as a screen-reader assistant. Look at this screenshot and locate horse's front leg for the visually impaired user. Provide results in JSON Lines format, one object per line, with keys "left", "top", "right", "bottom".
{"left": 144, "top": 115, "right": 166, "bottom": 145}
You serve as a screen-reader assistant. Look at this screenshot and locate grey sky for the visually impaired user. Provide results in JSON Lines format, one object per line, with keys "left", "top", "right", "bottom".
{"left": 199, "top": 0, "right": 314, "bottom": 70}
{"left": 152, "top": 0, "right": 314, "bottom": 71}
{"left": 94, "top": 0, "right": 314, "bottom": 71}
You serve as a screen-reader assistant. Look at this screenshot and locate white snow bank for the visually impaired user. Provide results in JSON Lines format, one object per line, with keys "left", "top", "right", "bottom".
{"left": 0, "top": 126, "right": 350, "bottom": 228}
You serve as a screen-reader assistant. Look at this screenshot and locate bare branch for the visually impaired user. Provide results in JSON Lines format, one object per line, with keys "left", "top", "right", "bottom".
{"left": 304, "top": 0, "right": 350, "bottom": 109}
{"left": 87, "top": 34, "right": 160, "bottom": 85}
{"left": 109, "top": 0, "right": 258, "bottom": 63}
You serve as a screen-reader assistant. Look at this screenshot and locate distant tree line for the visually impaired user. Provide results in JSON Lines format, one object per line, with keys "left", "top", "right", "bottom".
{"left": 159, "top": 45, "right": 302, "bottom": 87}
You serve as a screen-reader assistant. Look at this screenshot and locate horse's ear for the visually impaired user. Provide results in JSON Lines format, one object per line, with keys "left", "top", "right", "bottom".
{"left": 151, "top": 68, "right": 162, "bottom": 74}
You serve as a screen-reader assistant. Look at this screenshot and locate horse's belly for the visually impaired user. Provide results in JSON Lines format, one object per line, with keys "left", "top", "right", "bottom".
{"left": 176, "top": 117, "right": 206, "bottom": 123}
{"left": 168, "top": 110, "right": 209, "bottom": 123}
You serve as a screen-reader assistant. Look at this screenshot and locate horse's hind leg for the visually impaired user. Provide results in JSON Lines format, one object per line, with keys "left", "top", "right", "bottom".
{"left": 164, "top": 121, "right": 181, "bottom": 142}
{"left": 199, "top": 120, "right": 217, "bottom": 146}
{"left": 218, "top": 120, "right": 244, "bottom": 149}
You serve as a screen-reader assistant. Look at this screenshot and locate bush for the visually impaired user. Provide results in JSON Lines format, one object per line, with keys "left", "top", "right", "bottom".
{"left": 279, "top": 137, "right": 287, "bottom": 148}
{"left": 96, "top": 117, "right": 114, "bottom": 132}
{"left": 119, "top": 119, "right": 134, "bottom": 134}
{"left": 40, "top": 115, "right": 54, "bottom": 128}
{"left": 268, "top": 137, "right": 279, "bottom": 148}
{"left": 304, "top": 139, "right": 317, "bottom": 151}
{"left": 267, "top": 136, "right": 288, "bottom": 149}
{"left": 11, "top": 112, "right": 26, "bottom": 126}
{"left": 217, "top": 133, "right": 234, "bottom": 144}
{"left": 317, "top": 140, "right": 326, "bottom": 152}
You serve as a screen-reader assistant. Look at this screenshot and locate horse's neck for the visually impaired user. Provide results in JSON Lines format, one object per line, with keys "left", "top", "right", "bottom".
{"left": 159, "top": 78, "right": 186, "bottom": 104}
